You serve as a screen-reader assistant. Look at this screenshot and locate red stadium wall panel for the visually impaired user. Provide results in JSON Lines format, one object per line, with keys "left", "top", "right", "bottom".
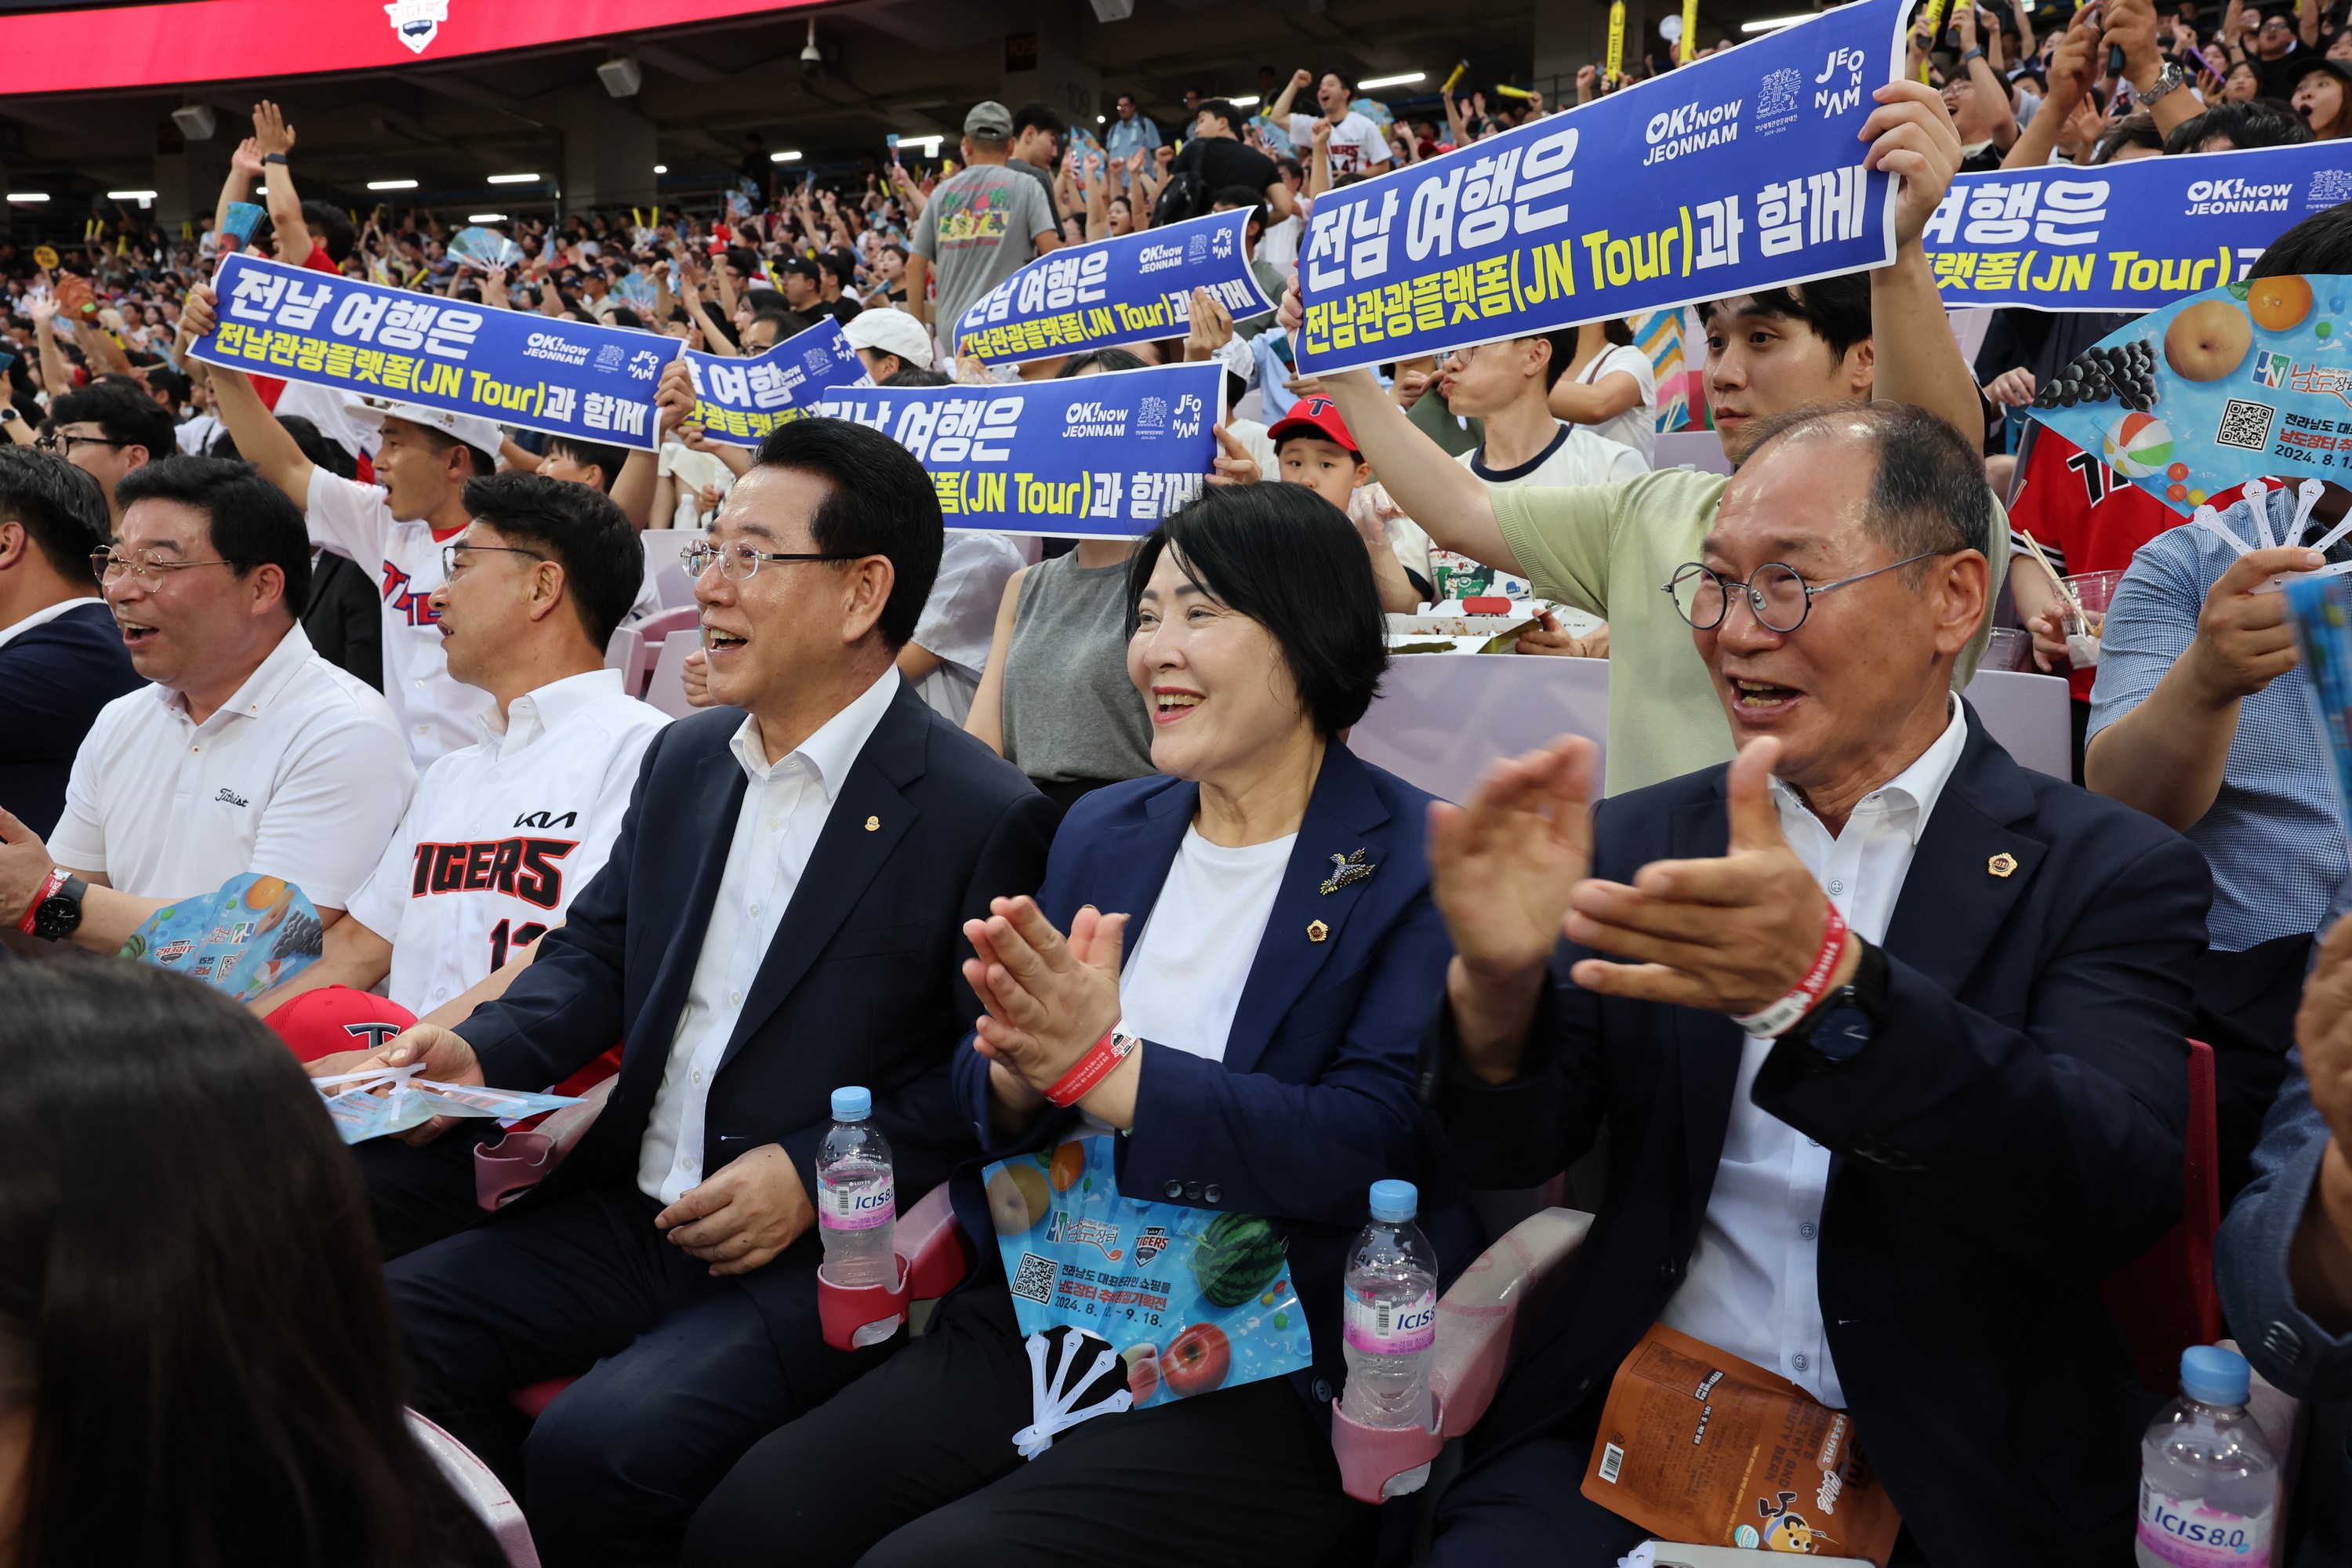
{"left": 0, "top": 0, "right": 817, "bottom": 96}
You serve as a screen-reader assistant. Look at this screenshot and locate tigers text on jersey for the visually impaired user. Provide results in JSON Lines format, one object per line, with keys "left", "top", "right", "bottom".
{"left": 344, "top": 668, "right": 667, "bottom": 1017}
{"left": 303, "top": 466, "right": 492, "bottom": 768}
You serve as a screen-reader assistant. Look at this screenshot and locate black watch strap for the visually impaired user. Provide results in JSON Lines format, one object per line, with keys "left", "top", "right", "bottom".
{"left": 1781, "top": 938, "right": 1890, "bottom": 1056}
{"left": 263, "top": 153, "right": 289, "bottom": 166}
{"left": 32, "top": 874, "right": 87, "bottom": 942}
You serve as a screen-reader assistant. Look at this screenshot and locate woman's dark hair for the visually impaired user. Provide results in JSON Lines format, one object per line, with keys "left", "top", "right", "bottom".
{"left": 114, "top": 456, "right": 311, "bottom": 619}
{"left": 2092, "top": 111, "right": 2167, "bottom": 163}
{"left": 1056, "top": 347, "right": 1149, "bottom": 377}
{"left": 0, "top": 960, "right": 507, "bottom": 1568}
{"left": 750, "top": 417, "right": 943, "bottom": 648}
{"left": 1126, "top": 483, "right": 1388, "bottom": 736}
{"left": 461, "top": 470, "right": 644, "bottom": 650}
{"left": 2163, "top": 97, "right": 2314, "bottom": 153}
{"left": 2252, "top": 199, "right": 2352, "bottom": 276}
{"left": 0, "top": 447, "right": 110, "bottom": 583}
{"left": 1602, "top": 317, "right": 1634, "bottom": 348}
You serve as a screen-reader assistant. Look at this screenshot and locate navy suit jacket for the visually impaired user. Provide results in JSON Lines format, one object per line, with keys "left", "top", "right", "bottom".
{"left": 456, "top": 683, "right": 1058, "bottom": 1323}
{"left": 1428, "top": 708, "right": 2211, "bottom": 1565}
{"left": 947, "top": 742, "right": 1475, "bottom": 1412}
{"left": 2218, "top": 1052, "right": 2352, "bottom": 1563}
{"left": 0, "top": 601, "right": 140, "bottom": 837}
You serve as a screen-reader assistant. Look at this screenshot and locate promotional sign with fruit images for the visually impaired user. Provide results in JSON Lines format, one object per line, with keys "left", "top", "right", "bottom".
{"left": 116, "top": 872, "right": 325, "bottom": 1005}
{"left": 2024, "top": 274, "right": 2352, "bottom": 510}
{"left": 983, "top": 1136, "right": 1312, "bottom": 1407}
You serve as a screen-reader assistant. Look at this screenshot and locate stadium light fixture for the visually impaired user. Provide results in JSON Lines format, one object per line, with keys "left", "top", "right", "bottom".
{"left": 468, "top": 213, "right": 508, "bottom": 223}
{"left": 654, "top": 164, "right": 669, "bottom": 174}
{"left": 769, "top": 151, "right": 803, "bottom": 163}
{"left": 487, "top": 172, "right": 539, "bottom": 185}
{"left": 1230, "top": 94, "right": 1261, "bottom": 108}
{"left": 108, "top": 190, "right": 158, "bottom": 203}
{"left": 1740, "top": 13, "right": 1809, "bottom": 30}
{"left": 898, "top": 135, "right": 943, "bottom": 155}
{"left": 367, "top": 179, "right": 419, "bottom": 191}
{"left": 1357, "top": 71, "right": 1426, "bottom": 90}
{"left": 7, "top": 192, "right": 50, "bottom": 203}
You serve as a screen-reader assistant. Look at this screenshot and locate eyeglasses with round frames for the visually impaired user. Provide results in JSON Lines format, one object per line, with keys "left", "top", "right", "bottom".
{"left": 1664, "top": 551, "right": 1944, "bottom": 635}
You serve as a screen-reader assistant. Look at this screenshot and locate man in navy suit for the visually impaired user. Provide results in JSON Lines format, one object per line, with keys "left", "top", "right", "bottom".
{"left": 354, "top": 419, "right": 1059, "bottom": 1567}
{"left": 1419, "top": 403, "right": 2210, "bottom": 1565}
{"left": 0, "top": 448, "right": 139, "bottom": 837}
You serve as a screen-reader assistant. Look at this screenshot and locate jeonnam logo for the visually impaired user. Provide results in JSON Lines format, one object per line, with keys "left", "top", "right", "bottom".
{"left": 386, "top": 0, "right": 450, "bottom": 55}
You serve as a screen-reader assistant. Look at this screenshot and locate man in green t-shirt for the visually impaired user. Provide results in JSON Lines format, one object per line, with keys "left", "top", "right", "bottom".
{"left": 1290, "top": 82, "right": 1998, "bottom": 795}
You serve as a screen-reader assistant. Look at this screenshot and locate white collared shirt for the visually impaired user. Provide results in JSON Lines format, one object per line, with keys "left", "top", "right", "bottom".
{"left": 304, "top": 466, "right": 493, "bottom": 769}
{"left": 48, "top": 622, "right": 416, "bottom": 909}
{"left": 0, "top": 596, "right": 103, "bottom": 652}
{"left": 344, "top": 668, "right": 669, "bottom": 1018}
{"left": 637, "top": 667, "right": 902, "bottom": 1203}
{"left": 1658, "top": 700, "right": 1969, "bottom": 1408}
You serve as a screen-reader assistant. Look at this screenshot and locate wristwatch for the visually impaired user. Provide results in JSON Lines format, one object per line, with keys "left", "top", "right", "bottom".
{"left": 1780, "top": 938, "right": 1889, "bottom": 1063}
{"left": 29, "top": 873, "right": 87, "bottom": 942}
{"left": 1961, "top": 46, "right": 1987, "bottom": 62}
{"left": 2142, "top": 61, "right": 2187, "bottom": 104}
{"left": 263, "top": 153, "right": 289, "bottom": 166}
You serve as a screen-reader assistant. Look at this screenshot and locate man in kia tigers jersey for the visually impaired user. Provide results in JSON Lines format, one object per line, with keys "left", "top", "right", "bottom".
{"left": 257, "top": 473, "right": 664, "bottom": 1052}
{"left": 183, "top": 280, "right": 502, "bottom": 769}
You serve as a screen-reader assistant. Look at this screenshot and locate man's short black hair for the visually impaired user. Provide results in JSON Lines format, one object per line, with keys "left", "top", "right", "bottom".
{"left": 417, "top": 427, "right": 496, "bottom": 479}
{"left": 114, "top": 456, "right": 310, "bottom": 618}
{"left": 144, "top": 366, "right": 191, "bottom": 408}
{"left": 0, "top": 447, "right": 111, "bottom": 583}
{"left": 2252, "top": 199, "right": 2352, "bottom": 276}
{"left": 543, "top": 434, "right": 630, "bottom": 492}
{"left": 817, "top": 252, "right": 858, "bottom": 287}
{"left": 883, "top": 367, "right": 953, "bottom": 387}
{"left": 1210, "top": 186, "right": 1267, "bottom": 235}
{"left": 750, "top": 418, "right": 942, "bottom": 649}
{"left": 1699, "top": 270, "right": 1873, "bottom": 364}
{"left": 460, "top": 470, "right": 642, "bottom": 650}
{"left": 1534, "top": 328, "right": 1581, "bottom": 392}
{"left": 1012, "top": 100, "right": 1065, "bottom": 138}
{"left": 273, "top": 414, "right": 358, "bottom": 481}
{"left": 301, "top": 200, "right": 357, "bottom": 264}
{"left": 49, "top": 383, "right": 177, "bottom": 466}
{"left": 2162, "top": 98, "right": 2315, "bottom": 154}
{"left": 1196, "top": 99, "right": 1246, "bottom": 136}
{"left": 1276, "top": 156, "right": 1305, "bottom": 182}
{"left": 1127, "top": 482, "right": 1386, "bottom": 736}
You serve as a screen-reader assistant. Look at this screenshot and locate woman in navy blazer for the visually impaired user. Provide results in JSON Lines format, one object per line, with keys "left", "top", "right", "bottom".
{"left": 688, "top": 485, "right": 1468, "bottom": 1567}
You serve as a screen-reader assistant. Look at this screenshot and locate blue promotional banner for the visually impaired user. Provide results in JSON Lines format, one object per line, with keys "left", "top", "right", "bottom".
{"left": 2024, "top": 274, "right": 2352, "bottom": 508}
{"left": 952, "top": 209, "right": 1277, "bottom": 365}
{"left": 812, "top": 361, "right": 1223, "bottom": 538}
{"left": 189, "top": 252, "right": 681, "bottom": 450}
{"left": 1927, "top": 143, "right": 2352, "bottom": 312}
{"left": 1293, "top": 0, "right": 1905, "bottom": 374}
{"left": 682, "top": 317, "right": 869, "bottom": 447}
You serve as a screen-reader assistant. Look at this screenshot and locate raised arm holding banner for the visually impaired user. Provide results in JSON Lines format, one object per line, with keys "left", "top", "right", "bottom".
{"left": 950, "top": 209, "right": 1275, "bottom": 365}
{"left": 1291, "top": 0, "right": 1909, "bottom": 375}
{"left": 680, "top": 317, "right": 869, "bottom": 447}
{"left": 187, "top": 252, "right": 681, "bottom": 450}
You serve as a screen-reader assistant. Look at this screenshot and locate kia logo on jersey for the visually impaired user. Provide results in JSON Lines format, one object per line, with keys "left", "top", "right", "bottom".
{"left": 408, "top": 837, "right": 576, "bottom": 909}
{"left": 514, "top": 809, "right": 579, "bottom": 829}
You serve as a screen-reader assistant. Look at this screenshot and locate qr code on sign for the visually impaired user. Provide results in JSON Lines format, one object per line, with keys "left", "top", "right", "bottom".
{"left": 2217, "top": 398, "right": 2278, "bottom": 453}
{"left": 1011, "top": 1251, "right": 1056, "bottom": 1305}
{"left": 1599, "top": 1441, "right": 1625, "bottom": 1484}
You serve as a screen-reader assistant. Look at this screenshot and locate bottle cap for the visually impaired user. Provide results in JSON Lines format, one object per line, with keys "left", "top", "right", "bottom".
{"left": 2180, "top": 1345, "right": 2250, "bottom": 1407}
{"left": 1369, "top": 1179, "right": 1418, "bottom": 1222}
{"left": 830, "top": 1085, "right": 872, "bottom": 1121}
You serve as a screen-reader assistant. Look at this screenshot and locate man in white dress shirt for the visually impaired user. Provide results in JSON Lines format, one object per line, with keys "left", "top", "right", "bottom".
{"left": 0, "top": 456, "right": 413, "bottom": 949}
{"left": 343, "top": 418, "right": 1058, "bottom": 1566}
{"left": 1417, "top": 405, "right": 2211, "bottom": 1566}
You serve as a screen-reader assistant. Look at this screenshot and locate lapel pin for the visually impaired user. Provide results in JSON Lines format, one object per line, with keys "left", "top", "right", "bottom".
{"left": 1987, "top": 851, "right": 2018, "bottom": 878}
{"left": 1319, "top": 848, "right": 1375, "bottom": 895}
{"left": 865, "top": 815, "right": 880, "bottom": 832}
{"left": 1307, "top": 920, "right": 1329, "bottom": 943}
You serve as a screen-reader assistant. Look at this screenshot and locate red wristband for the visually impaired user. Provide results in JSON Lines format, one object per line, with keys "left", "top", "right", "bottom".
{"left": 16, "top": 868, "right": 66, "bottom": 935}
{"left": 1045, "top": 1022, "right": 1142, "bottom": 1108}
{"left": 1733, "top": 898, "right": 1851, "bottom": 1038}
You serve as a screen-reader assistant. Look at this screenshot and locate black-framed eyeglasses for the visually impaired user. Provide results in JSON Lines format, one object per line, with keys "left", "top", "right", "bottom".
{"left": 440, "top": 543, "right": 547, "bottom": 579}
{"left": 92, "top": 549, "right": 244, "bottom": 588}
{"left": 41, "top": 433, "right": 128, "bottom": 457}
{"left": 1664, "top": 551, "right": 1944, "bottom": 635}
{"left": 681, "top": 539, "right": 862, "bottom": 582}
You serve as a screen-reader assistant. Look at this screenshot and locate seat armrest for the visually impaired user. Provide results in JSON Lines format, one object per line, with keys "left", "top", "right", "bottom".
{"left": 408, "top": 1410, "right": 541, "bottom": 1568}
{"left": 896, "top": 1181, "right": 976, "bottom": 1301}
{"left": 1430, "top": 1207, "right": 1595, "bottom": 1438}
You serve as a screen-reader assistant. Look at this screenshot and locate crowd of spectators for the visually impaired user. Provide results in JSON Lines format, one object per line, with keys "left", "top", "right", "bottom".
{"left": 2, "top": 9, "right": 2352, "bottom": 1566}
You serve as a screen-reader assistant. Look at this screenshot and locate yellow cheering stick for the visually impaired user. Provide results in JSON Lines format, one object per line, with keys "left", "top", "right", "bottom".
{"left": 1915, "top": 0, "right": 1951, "bottom": 80}
{"left": 1493, "top": 84, "right": 1537, "bottom": 100}
{"left": 1442, "top": 60, "right": 1468, "bottom": 95}
{"left": 1682, "top": 0, "right": 1700, "bottom": 63}
{"left": 1606, "top": 0, "right": 1627, "bottom": 84}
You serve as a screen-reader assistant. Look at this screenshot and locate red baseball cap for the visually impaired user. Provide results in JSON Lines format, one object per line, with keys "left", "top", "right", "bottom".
{"left": 1267, "top": 396, "right": 1361, "bottom": 456}
{"left": 265, "top": 985, "right": 418, "bottom": 1063}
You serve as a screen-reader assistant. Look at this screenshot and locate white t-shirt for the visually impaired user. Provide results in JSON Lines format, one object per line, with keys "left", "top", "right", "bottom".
{"left": 1258, "top": 212, "right": 1303, "bottom": 271}
{"left": 1384, "top": 426, "right": 1646, "bottom": 595}
{"left": 1290, "top": 111, "right": 1389, "bottom": 178}
{"left": 49, "top": 623, "right": 416, "bottom": 911}
{"left": 344, "top": 668, "right": 668, "bottom": 1017}
{"left": 303, "top": 466, "right": 492, "bottom": 768}
{"left": 1569, "top": 343, "right": 1660, "bottom": 467}
{"left": 1118, "top": 827, "right": 1298, "bottom": 1063}
{"left": 909, "top": 531, "right": 1025, "bottom": 725}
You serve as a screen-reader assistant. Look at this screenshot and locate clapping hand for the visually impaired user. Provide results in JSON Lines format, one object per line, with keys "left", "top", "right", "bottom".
{"left": 963, "top": 897, "right": 1128, "bottom": 1118}
{"left": 1563, "top": 739, "right": 1851, "bottom": 1015}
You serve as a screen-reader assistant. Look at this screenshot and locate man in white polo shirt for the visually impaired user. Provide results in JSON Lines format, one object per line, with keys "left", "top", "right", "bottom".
{"left": 186, "top": 284, "right": 501, "bottom": 768}
{"left": 263, "top": 471, "right": 666, "bottom": 1032}
{"left": 0, "top": 456, "right": 414, "bottom": 948}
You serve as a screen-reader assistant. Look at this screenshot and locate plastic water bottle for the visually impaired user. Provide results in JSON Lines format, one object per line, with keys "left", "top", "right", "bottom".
{"left": 1341, "top": 1179, "right": 1439, "bottom": 1495}
{"left": 2136, "top": 1345, "right": 2278, "bottom": 1568}
{"left": 815, "top": 1087, "right": 897, "bottom": 1290}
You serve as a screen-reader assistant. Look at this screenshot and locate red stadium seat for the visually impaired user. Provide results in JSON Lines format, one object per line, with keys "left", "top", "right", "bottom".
{"left": 409, "top": 1409, "right": 539, "bottom": 1567}
{"left": 2100, "top": 1039, "right": 2223, "bottom": 1394}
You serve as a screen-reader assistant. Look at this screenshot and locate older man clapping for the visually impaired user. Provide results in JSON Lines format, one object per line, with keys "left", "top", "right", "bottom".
{"left": 1417, "top": 403, "right": 2212, "bottom": 1567}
